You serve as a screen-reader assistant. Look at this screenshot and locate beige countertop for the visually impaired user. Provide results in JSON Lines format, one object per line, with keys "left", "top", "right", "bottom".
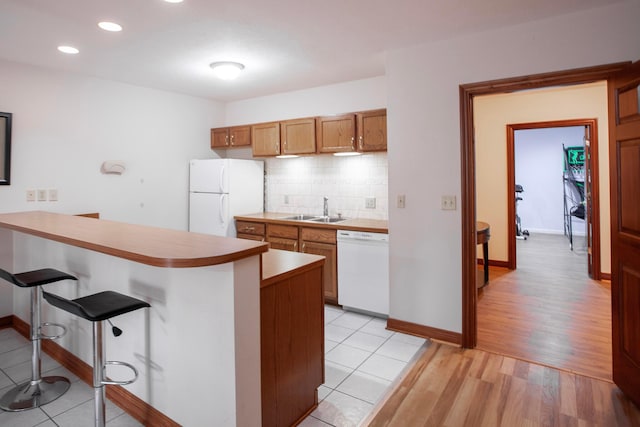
{"left": 0, "top": 211, "right": 268, "bottom": 268}
{"left": 235, "top": 212, "right": 388, "bottom": 234}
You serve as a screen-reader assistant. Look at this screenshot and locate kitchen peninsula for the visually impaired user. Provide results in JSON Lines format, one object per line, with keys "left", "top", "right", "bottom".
{"left": 0, "top": 211, "right": 324, "bottom": 426}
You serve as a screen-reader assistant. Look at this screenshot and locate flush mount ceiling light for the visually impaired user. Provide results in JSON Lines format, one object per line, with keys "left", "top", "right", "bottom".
{"left": 164, "top": 0, "right": 184, "bottom": 3}
{"left": 98, "top": 21, "right": 123, "bottom": 32}
{"left": 209, "top": 62, "right": 245, "bottom": 80}
{"left": 57, "top": 45, "right": 79, "bottom": 54}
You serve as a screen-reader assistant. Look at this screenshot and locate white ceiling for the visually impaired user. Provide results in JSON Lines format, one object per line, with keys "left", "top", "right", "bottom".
{"left": 0, "top": 0, "right": 623, "bottom": 102}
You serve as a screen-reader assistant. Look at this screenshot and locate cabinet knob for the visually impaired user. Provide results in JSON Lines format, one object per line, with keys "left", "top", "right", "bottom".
{"left": 351, "top": 137, "right": 355, "bottom": 150}
{"left": 275, "top": 141, "right": 280, "bottom": 154}
{"left": 301, "top": 242, "right": 306, "bottom": 252}
{"left": 225, "top": 135, "right": 229, "bottom": 145}
{"left": 230, "top": 134, "right": 235, "bottom": 146}
{"left": 358, "top": 136, "right": 363, "bottom": 150}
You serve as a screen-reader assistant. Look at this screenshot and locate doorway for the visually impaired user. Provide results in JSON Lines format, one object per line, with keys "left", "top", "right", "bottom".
{"left": 507, "top": 120, "right": 601, "bottom": 280}
{"left": 459, "top": 62, "right": 630, "bottom": 349}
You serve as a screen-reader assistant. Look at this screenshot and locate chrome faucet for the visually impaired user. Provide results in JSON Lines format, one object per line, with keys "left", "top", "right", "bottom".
{"left": 323, "top": 197, "right": 329, "bottom": 217}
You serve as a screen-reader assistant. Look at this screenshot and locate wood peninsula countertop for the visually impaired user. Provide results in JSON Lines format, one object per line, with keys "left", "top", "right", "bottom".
{"left": 235, "top": 212, "right": 388, "bottom": 233}
{"left": 261, "top": 249, "right": 325, "bottom": 288}
{"left": 0, "top": 211, "right": 268, "bottom": 268}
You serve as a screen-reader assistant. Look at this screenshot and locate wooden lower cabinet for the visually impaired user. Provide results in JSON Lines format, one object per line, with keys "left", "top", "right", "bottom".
{"left": 261, "top": 259, "right": 324, "bottom": 427}
{"left": 301, "top": 240, "right": 337, "bottom": 304}
{"left": 301, "top": 228, "right": 338, "bottom": 304}
{"left": 237, "top": 220, "right": 339, "bottom": 303}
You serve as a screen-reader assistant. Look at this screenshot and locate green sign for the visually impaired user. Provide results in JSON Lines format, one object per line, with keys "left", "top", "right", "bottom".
{"left": 566, "top": 146, "right": 584, "bottom": 166}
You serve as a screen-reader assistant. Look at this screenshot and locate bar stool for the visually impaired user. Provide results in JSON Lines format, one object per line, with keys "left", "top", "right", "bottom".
{"left": 42, "top": 290, "right": 150, "bottom": 427}
{"left": 0, "top": 268, "right": 77, "bottom": 411}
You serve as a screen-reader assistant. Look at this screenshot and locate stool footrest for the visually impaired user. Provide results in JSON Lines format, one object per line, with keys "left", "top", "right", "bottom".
{"left": 39, "top": 322, "right": 67, "bottom": 340}
{"left": 101, "top": 361, "right": 139, "bottom": 386}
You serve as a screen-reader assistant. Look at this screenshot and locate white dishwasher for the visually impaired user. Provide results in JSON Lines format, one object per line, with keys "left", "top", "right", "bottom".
{"left": 337, "top": 230, "right": 389, "bottom": 317}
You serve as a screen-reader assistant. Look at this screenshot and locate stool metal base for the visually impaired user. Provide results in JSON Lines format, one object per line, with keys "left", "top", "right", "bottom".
{"left": 0, "top": 376, "right": 70, "bottom": 412}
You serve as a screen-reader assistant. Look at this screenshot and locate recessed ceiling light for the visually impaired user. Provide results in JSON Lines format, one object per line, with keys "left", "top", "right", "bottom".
{"left": 57, "top": 46, "right": 79, "bottom": 54}
{"left": 209, "top": 62, "right": 245, "bottom": 80}
{"left": 98, "top": 21, "right": 123, "bottom": 32}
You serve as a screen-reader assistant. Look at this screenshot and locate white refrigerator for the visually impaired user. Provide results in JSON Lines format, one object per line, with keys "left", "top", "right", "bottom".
{"left": 189, "top": 159, "right": 264, "bottom": 237}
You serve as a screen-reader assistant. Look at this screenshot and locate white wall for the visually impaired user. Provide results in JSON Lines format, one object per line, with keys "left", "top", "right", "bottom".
{"left": 385, "top": 1, "right": 639, "bottom": 333}
{"left": 225, "top": 76, "right": 387, "bottom": 124}
{"left": 0, "top": 60, "right": 223, "bottom": 229}
{"left": 515, "top": 126, "right": 585, "bottom": 235}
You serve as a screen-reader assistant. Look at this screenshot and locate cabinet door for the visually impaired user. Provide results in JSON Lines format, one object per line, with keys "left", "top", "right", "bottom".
{"left": 211, "top": 127, "right": 230, "bottom": 148}
{"left": 268, "top": 237, "right": 299, "bottom": 252}
{"left": 302, "top": 240, "right": 337, "bottom": 303}
{"left": 357, "top": 109, "right": 387, "bottom": 152}
{"left": 316, "top": 114, "right": 356, "bottom": 154}
{"left": 229, "top": 125, "right": 251, "bottom": 147}
{"left": 281, "top": 118, "right": 316, "bottom": 155}
{"left": 252, "top": 122, "right": 281, "bottom": 156}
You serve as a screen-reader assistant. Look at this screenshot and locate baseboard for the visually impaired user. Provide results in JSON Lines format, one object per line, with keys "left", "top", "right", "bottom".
{"left": 387, "top": 317, "right": 462, "bottom": 346}
{"left": 600, "top": 272, "right": 611, "bottom": 281}
{"left": 0, "top": 315, "right": 12, "bottom": 329}
{"left": 11, "top": 316, "right": 178, "bottom": 427}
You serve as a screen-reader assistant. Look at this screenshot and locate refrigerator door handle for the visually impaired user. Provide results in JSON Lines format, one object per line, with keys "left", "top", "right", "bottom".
{"left": 220, "top": 194, "right": 228, "bottom": 225}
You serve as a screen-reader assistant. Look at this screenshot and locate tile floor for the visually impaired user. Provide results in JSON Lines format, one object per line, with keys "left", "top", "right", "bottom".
{"left": 1, "top": 306, "right": 426, "bottom": 427}
{"left": 300, "top": 305, "right": 427, "bottom": 427}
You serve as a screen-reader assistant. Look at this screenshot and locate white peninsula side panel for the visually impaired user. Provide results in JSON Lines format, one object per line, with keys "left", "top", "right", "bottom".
{"left": 8, "top": 232, "right": 261, "bottom": 426}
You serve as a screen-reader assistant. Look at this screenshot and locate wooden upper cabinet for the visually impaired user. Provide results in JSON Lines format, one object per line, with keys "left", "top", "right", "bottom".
{"left": 357, "top": 109, "right": 387, "bottom": 152}
{"left": 229, "top": 126, "right": 251, "bottom": 147}
{"left": 316, "top": 114, "right": 356, "bottom": 154}
{"left": 211, "top": 127, "right": 230, "bottom": 148}
{"left": 211, "top": 125, "right": 251, "bottom": 148}
{"left": 252, "top": 122, "right": 281, "bottom": 156}
{"left": 281, "top": 118, "right": 316, "bottom": 155}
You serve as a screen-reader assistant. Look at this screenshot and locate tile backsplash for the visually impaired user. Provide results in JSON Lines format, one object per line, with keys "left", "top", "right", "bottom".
{"left": 265, "top": 153, "right": 388, "bottom": 220}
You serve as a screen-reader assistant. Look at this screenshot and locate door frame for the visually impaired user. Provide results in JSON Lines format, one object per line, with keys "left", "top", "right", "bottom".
{"left": 459, "top": 62, "right": 630, "bottom": 348}
{"left": 506, "top": 119, "right": 601, "bottom": 279}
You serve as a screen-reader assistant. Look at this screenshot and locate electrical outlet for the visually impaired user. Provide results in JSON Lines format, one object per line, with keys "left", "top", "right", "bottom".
{"left": 441, "top": 195, "right": 456, "bottom": 210}
{"left": 26, "top": 190, "right": 36, "bottom": 202}
{"left": 37, "top": 189, "right": 47, "bottom": 201}
{"left": 284, "top": 195, "right": 289, "bottom": 204}
{"left": 49, "top": 189, "right": 58, "bottom": 201}
{"left": 365, "top": 197, "right": 376, "bottom": 209}
{"left": 397, "top": 194, "right": 406, "bottom": 209}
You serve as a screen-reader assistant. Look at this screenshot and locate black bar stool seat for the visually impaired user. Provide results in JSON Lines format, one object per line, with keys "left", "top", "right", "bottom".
{"left": 0, "top": 268, "right": 77, "bottom": 412}
{"left": 43, "top": 290, "right": 150, "bottom": 322}
{"left": 42, "top": 290, "right": 150, "bottom": 427}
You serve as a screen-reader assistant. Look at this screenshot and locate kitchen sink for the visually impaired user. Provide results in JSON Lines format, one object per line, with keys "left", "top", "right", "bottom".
{"left": 280, "top": 214, "right": 319, "bottom": 221}
{"left": 308, "top": 216, "right": 347, "bottom": 223}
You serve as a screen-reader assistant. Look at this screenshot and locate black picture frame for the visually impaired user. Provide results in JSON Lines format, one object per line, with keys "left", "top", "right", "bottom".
{"left": 0, "top": 112, "right": 12, "bottom": 185}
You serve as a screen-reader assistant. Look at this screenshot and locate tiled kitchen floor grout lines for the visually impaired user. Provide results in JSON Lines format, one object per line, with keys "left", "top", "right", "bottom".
{"left": 1, "top": 305, "right": 427, "bottom": 427}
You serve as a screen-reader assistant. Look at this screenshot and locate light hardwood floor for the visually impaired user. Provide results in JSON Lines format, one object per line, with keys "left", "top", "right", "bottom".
{"left": 366, "top": 232, "right": 640, "bottom": 426}
{"left": 477, "top": 232, "right": 612, "bottom": 381}
{"left": 367, "top": 342, "right": 640, "bottom": 426}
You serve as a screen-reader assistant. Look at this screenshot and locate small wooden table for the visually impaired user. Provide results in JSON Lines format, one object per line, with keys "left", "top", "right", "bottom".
{"left": 477, "top": 221, "right": 490, "bottom": 287}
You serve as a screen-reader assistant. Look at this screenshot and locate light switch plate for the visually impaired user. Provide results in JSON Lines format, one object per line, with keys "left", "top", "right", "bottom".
{"left": 441, "top": 195, "right": 456, "bottom": 210}
{"left": 37, "top": 189, "right": 47, "bottom": 201}
{"left": 397, "top": 194, "right": 406, "bottom": 209}
{"left": 26, "top": 190, "right": 36, "bottom": 202}
{"left": 365, "top": 197, "right": 376, "bottom": 209}
{"left": 49, "top": 189, "right": 58, "bottom": 201}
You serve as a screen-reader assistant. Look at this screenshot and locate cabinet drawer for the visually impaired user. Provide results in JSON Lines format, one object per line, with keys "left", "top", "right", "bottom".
{"left": 236, "top": 221, "right": 265, "bottom": 236}
{"left": 267, "top": 224, "right": 299, "bottom": 240}
{"left": 301, "top": 228, "right": 336, "bottom": 244}
{"left": 268, "top": 237, "right": 299, "bottom": 252}
{"left": 237, "top": 233, "right": 265, "bottom": 242}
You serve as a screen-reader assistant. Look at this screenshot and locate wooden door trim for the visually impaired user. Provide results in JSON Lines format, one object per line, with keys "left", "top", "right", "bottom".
{"left": 506, "top": 119, "right": 601, "bottom": 279}
{"left": 460, "top": 62, "right": 630, "bottom": 348}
